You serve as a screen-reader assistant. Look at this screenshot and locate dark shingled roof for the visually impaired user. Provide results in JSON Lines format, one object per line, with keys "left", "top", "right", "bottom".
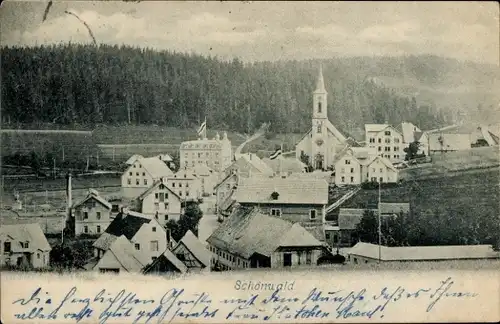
{"left": 104, "top": 212, "right": 152, "bottom": 240}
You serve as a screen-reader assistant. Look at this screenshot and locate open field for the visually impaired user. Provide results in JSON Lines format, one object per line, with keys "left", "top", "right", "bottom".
{"left": 340, "top": 169, "right": 499, "bottom": 217}
{"left": 401, "top": 146, "right": 500, "bottom": 180}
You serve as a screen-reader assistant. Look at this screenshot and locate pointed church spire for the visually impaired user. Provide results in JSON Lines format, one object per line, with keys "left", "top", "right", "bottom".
{"left": 315, "top": 64, "right": 326, "bottom": 93}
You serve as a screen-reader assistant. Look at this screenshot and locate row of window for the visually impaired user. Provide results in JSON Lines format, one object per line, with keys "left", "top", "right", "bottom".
{"left": 369, "top": 137, "right": 400, "bottom": 143}
{"left": 129, "top": 171, "right": 146, "bottom": 177}
{"left": 184, "top": 152, "right": 220, "bottom": 158}
{"left": 77, "top": 211, "right": 103, "bottom": 220}
{"left": 134, "top": 240, "right": 159, "bottom": 252}
{"left": 380, "top": 154, "right": 400, "bottom": 159}
{"left": 209, "top": 245, "right": 249, "bottom": 268}
{"left": 83, "top": 225, "right": 101, "bottom": 233}
{"left": 154, "top": 213, "right": 170, "bottom": 221}
{"left": 127, "top": 178, "right": 148, "bottom": 186}
{"left": 340, "top": 167, "right": 355, "bottom": 173}
{"left": 377, "top": 146, "right": 400, "bottom": 152}
{"left": 339, "top": 176, "right": 385, "bottom": 183}
{"left": 270, "top": 208, "right": 317, "bottom": 220}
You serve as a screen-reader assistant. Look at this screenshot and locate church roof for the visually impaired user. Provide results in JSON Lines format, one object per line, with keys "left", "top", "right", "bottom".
{"left": 314, "top": 65, "right": 326, "bottom": 93}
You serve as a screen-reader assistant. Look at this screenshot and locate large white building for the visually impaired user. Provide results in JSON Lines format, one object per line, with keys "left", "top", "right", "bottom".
{"left": 165, "top": 169, "right": 203, "bottom": 201}
{"left": 121, "top": 156, "right": 174, "bottom": 200}
{"left": 365, "top": 124, "right": 405, "bottom": 163}
{"left": 135, "top": 180, "right": 183, "bottom": 224}
{"left": 334, "top": 147, "right": 399, "bottom": 184}
{"left": 295, "top": 66, "right": 347, "bottom": 170}
{"left": 179, "top": 132, "right": 232, "bottom": 172}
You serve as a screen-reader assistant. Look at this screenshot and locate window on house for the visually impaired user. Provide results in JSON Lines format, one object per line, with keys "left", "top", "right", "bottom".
{"left": 395, "top": 138, "right": 400, "bottom": 143}
{"left": 380, "top": 168, "right": 383, "bottom": 173}
{"left": 270, "top": 208, "right": 281, "bottom": 217}
{"left": 385, "top": 131, "right": 391, "bottom": 136}
{"left": 394, "top": 147, "right": 399, "bottom": 151}
{"left": 385, "top": 138, "right": 390, "bottom": 144}
{"left": 142, "top": 172, "right": 146, "bottom": 176}
{"left": 317, "top": 124, "right": 321, "bottom": 133}
{"left": 351, "top": 176, "right": 354, "bottom": 183}
{"left": 385, "top": 147, "right": 390, "bottom": 152}
{"left": 318, "top": 102, "right": 322, "bottom": 113}
{"left": 152, "top": 227, "right": 156, "bottom": 232}
{"left": 350, "top": 168, "right": 354, "bottom": 173}
{"left": 23, "top": 241, "right": 29, "bottom": 249}
{"left": 179, "top": 191, "right": 182, "bottom": 197}
{"left": 379, "top": 177, "right": 383, "bottom": 182}
{"left": 127, "top": 178, "right": 131, "bottom": 185}
{"left": 341, "top": 176, "right": 345, "bottom": 182}
{"left": 325, "top": 233, "right": 330, "bottom": 239}
{"left": 150, "top": 240, "right": 159, "bottom": 251}
{"left": 135, "top": 243, "right": 140, "bottom": 250}
{"left": 369, "top": 138, "right": 375, "bottom": 143}
{"left": 155, "top": 193, "right": 159, "bottom": 199}
{"left": 172, "top": 183, "right": 176, "bottom": 187}
{"left": 179, "top": 183, "right": 182, "bottom": 188}
{"left": 136, "top": 172, "right": 139, "bottom": 176}
{"left": 378, "top": 147, "right": 382, "bottom": 151}
{"left": 394, "top": 155, "right": 398, "bottom": 159}
{"left": 309, "top": 210, "right": 317, "bottom": 220}
{"left": 186, "top": 191, "right": 190, "bottom": 197}
{"left": 144, "top": 179, "right": 148, "bottom": 186}
{"left": 37, "top": 252, "right": 41, "bottom": 259}
{"left": 345, "top": 160, "right": 350, "bottom": 165}
{"left": 378, "top": 138, "right": 382, "bottom": 143}
{"left": 84, "top": 226, "right": 88, "bottom": 233}
{"left": 96, "top": 212, "right": 101, "bottom": 220}
{"left": 133, "top": 165, "right": 136, "bottom": 168}
{"left": 97, "top": 225, "right": 101, "bottom": 233}
{"left": 154, "top": 203, "right": 159, "bottom": 210}
{"left": 129, "top": 172, "right": 132, "bottom": 176}
{"left": 354, "top": 258, "right": 358, "bottom": 264}
{"left": 4, "top": 242, "right": 11, "bottom": 253}
{"left": 186, "top": 183, "right": 189, "bottom": 188}
{"left": 136, "top": 179, "right": 140, "bottom": 185}
{"left": 306, "top": 251, "right": 312, "bottom": 265}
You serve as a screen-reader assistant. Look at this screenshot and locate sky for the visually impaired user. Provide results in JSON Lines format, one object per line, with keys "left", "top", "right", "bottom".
{"left": 1, "top": 1, "right": 498, "bottom": 64}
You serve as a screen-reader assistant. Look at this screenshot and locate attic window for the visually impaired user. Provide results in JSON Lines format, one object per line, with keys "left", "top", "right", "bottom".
{"left": 152, "top": 227, "right": 157, "bottom": 232}
{"left": 271, "top": 192, "right": 279, "bottom": 200}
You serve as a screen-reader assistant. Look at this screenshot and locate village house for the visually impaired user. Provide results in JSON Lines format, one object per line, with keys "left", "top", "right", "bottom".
{"left": 90, "top": 235, "right": 150, "bottom": 274}
{"left": 365, "top": 123, "right": 404, "bottom": 163}
{"left": 397, "top": 122, "right": 429, "bottom": 156}
{"left": 234, "top": 177, "right": 329, "bottom": 227}
{"left": 295, "top": 66, "right": 348, "bottom": 170}
{"left": 179, "top": 132, "right": 232, "bottom": 172}
{"left": 92, "top": 209, "right": 171, "bottom": 264}
{"left": 135, "top": 180, "right": 182, "bottom": 225}
{"left": 224, "top": 153, "right": 274, "bottom": 178}
{"left": 214, "top": 172, "right": 239, "bottom": 219}
{"left": 72, "top": 189, "right": 112, "bottom": 236}
{"left": 142, "top": 248, "right": 188, "bottom": 275}
{"left": 171, "top": 230, "right": 211, "bottom": 273}
{"left": 0, "top": 223, "right": 51, "bottom": 269}
{"left": 333, "top": 146, "right": 399, "bottom": 185}
{"left": 327, "top": 203, "right": 410, "bottom": 249}
{"left": 121, "top": 156, "right": 175, "bottom": 200}
{"left": 347, "top": 242, "right": 499, "bottom": 264}
{"left": 207, "top": 207, "right": 330, "bottom": 270}
{"left": 191, "top": 164, "right": 219, "bottom": 196}
{"left": 165, "top": 168, "right": 202, "bottom": 201}
{"left": 262, "top": 156, "right": 307, "bottom": 177}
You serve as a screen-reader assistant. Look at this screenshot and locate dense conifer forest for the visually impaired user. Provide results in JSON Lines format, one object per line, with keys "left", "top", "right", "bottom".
{"left": 1, "top": 44, "right": 458, "bottom": 135}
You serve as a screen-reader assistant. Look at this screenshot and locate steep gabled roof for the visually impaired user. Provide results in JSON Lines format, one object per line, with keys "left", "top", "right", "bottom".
{"left": 235, "top": 177, "right": 329, "bottom": 205}
{"left": 73, "top": 190, "right": 112, "bottom": 210}
{"left": 261, "top": 156, "right": 307, "bottom": 174}
{"left": 207, "top": 207, "right": 294, "bottom": 259}
{"left": 278, "top": 223, "right": 324, "bottom": 248}
{"left": 137, "top": 157, "right": 174, "bottom": 179}
{"left": 214, "top": 172, "right": 238, "bottom": 190}
{"left": 105, "top": 235, "right": 150, "bottom": 272}
{"left": 137, "top": 180, "right": 181, "bottom": 201}
{"left": 143, "top": 248, "right": 188, "bottom": 274}
{"left": 174, "top": 230, "right": 210, "bottom": 267}
{"left": 238, "top": 154, "right": 274, "bottom": 175}
{"left": 0, "top": 223, "right": 51, "bottom": 252}
{"left": 93, "top": 211, "right": 153, "bottom": 250}
{"left": 126, "top": 154, "right": 144, "bottom": 165}
{"left": 366, "top": 155, "right": 398, "bottom": 172}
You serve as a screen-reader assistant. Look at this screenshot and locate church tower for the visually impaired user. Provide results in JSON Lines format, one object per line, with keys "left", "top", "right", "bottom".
{"left": 311, "top": 65, "right": 328, "bottom": 170}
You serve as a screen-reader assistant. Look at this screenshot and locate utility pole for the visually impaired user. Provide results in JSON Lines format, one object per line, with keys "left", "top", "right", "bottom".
{"left": 378, "top": 180, "right": 382, "bottom": 263}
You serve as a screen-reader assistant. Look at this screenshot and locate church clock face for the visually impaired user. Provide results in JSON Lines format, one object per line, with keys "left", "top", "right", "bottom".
{"left": 315, "top": 138, "right": 324, "bottom": 146}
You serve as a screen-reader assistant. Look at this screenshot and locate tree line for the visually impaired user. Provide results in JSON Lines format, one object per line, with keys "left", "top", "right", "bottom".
{"left": 1, "top": 44, "right": 451, "bottom": 136}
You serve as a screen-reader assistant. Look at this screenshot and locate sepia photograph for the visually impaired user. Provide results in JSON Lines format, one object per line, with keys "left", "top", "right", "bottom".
{"left": 1, "top": 1, "right": 499, "bottom": 323}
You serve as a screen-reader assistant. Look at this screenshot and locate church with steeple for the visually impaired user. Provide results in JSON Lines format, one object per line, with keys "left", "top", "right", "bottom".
{"left": 295, "top": 66, "right": 347, "bottom": 170}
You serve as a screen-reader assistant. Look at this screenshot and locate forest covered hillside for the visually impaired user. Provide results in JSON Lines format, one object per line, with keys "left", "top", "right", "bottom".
{"left": 2, "top": 44, "right": 498, "bottom": 137}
